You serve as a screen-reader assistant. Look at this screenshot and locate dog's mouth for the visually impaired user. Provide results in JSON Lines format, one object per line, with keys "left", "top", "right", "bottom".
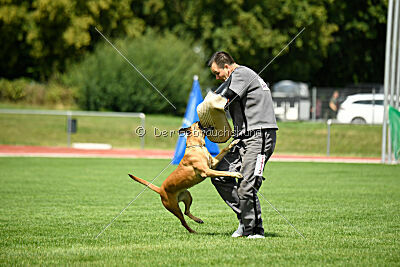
{"left": 198, "top": 122, "right": 215, "bottom": 134}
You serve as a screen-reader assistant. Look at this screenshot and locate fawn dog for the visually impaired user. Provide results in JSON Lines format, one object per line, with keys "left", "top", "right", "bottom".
{"left": 128, "top": 122, "right": 242, "bottom": 233}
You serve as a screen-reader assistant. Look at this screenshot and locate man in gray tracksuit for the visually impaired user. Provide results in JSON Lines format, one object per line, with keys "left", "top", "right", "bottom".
{"left": 207, "top": 51, "right": 278, "bottom": 238}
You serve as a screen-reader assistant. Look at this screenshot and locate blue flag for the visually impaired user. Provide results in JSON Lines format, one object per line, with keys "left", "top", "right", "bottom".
{"left": 172, "top": 76, "right": 220, "bottom": 164}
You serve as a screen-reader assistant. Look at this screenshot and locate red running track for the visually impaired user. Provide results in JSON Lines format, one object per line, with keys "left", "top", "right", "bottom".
{"left": 0, "top": 145, "right": 173, "bottom": 159}
{"left": 0, "top": 145, "right": 381, "bottom": 164}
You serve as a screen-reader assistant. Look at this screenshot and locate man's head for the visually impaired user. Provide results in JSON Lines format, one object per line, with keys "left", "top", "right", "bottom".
{"left": 333, "top": 90, "right": 339, "bottom": 99}
{"left": 207, "top": 51, "right": 236, "bottom": 81}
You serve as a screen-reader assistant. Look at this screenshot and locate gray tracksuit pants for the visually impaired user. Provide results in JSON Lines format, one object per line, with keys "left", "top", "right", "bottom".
{"left": 211, "top": 129, "right": 276, "bottom": 236}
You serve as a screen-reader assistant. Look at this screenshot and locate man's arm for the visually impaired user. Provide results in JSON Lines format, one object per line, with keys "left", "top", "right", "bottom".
{"left": 221, "top": 88, "right": 238, "bottom": 103}
{"left": 214, "top": 76, "right": 238, "bottom": 102}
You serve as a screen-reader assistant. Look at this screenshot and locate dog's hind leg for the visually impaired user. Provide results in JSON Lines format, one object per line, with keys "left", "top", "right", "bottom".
{"left": 162, "top": 196, "right": 196, "bottom": 233}
{"left": 178, "top": 190, "right": 204, "bottom": 224}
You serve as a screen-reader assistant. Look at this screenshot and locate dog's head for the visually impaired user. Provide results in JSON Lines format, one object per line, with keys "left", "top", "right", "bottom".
{"left": 178, "top": 122, "right": 214, "bottom": 146}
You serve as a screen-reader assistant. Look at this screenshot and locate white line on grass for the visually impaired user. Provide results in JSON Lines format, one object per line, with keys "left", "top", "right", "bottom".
{"left": 257, "top": 190, "right": 306, "bottom": 239}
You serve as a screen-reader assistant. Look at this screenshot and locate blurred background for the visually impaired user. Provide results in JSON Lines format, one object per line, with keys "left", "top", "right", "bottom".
{"left": 0, "top": 0, "right": 394, "bottom": 158}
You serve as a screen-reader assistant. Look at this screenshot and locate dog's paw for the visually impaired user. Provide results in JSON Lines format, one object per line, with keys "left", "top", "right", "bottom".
{"left": 233, "top": 172, "right": 243, "bottom": 179}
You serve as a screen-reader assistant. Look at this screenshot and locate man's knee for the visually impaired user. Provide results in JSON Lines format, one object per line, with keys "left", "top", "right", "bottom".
{"left": 237, "top": 176, "right": 263, "bottom": 198}
{"left": 211, "top": 176, "right": 223, "bottom": 187}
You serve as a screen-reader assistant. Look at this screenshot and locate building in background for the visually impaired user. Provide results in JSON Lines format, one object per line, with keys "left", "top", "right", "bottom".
{"left": 272, "top": 80, "right": 310, "bottom": 121}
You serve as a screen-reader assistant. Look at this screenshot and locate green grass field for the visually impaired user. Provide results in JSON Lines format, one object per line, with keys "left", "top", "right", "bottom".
{"left": 1, "top": 157, "right": 399, "bottom": 265}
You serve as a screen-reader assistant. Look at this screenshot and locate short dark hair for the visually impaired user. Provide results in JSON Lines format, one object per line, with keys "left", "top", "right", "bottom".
{"left": 207, "top": 51, "right": 235, "bottom": 68}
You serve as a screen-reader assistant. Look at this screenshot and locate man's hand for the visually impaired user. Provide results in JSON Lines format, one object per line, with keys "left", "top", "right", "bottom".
{"left": 228, "top": 139, "right": 240, "bottom": 150}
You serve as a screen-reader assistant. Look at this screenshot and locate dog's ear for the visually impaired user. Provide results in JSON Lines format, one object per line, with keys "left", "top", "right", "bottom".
{"left": 178, "top": 127, "right": 191, "bottom": 135}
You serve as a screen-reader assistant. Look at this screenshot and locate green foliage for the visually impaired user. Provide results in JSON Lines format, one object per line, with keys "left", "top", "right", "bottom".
{"left": 0, "top": 0, "right": 387, "bottom": 86}
{"left": 65, "top": 32, "right": 210, "bottom": 114}
{"left": 0, "top": 0, "right": 146, "bottom": 80}
{"left": 0, "top": 79, "right": 29, "bottom": 102}
{"left": 44, "top": 82, "right": 77, "bottom": 106}
{"left": 0, "top": 78, "right": 76, "bottom": 107}
{"left": 160, "top": 0, "right": 338, "bottom": 83}
{"left": 316, "top": 0, "right": 388, "bottom": 85}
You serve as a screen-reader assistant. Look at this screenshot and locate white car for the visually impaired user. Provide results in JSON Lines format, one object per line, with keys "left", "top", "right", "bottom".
{"left": 337, "top": 94, "right": 384, "bottom": 124}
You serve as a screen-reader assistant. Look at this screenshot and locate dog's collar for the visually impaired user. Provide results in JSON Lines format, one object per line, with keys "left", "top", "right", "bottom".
{"left": 198, "top": 122, "right": 214, "bottom": 133}
{"left": 186, "top": 145, "right": 205, "bottom": 149}
{"left": 198, "top": 121, "right": 205, "bottom": 130}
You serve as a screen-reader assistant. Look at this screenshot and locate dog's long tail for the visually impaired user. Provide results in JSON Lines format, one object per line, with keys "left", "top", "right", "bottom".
{"left": 128, "top": 174, "right": 161, "bottom": 194}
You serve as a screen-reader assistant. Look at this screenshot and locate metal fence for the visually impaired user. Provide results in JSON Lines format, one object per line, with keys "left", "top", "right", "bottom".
{"left": 0, "top": 109, "right": 146, "bottom": 149}
{"left": 311, "top": 85, "right": 383, "bottom": 121}
{"left": 269, "top": 82, "right": 383, "bottom": 122}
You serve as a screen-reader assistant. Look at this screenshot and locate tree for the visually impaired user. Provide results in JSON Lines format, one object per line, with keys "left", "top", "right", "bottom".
{"left": 315, "top": 0, "right": 387, "bottom": 86}
{"left": 0, "top": 0, "right": 146, "bottom": 80}
{"left": 130, "top": 0, "right": 338, "bottom": 84}
{"left": 65, "top": 32, "right": 209, "bottom": 115}
{"left": 0, "top": 0, "right": 388, "bottom": 88}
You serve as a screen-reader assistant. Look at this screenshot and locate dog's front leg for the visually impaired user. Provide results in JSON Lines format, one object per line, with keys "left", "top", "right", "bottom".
{"left": 203, "top": 169, "right": 243, "bottom": 179}
{"left": 210, "top": 139, "right": 240, "bottom": 169}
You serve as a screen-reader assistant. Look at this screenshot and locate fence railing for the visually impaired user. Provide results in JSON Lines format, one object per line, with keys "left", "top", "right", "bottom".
{"left": 0, "top": 109, "right": 146, "bottom": 149}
